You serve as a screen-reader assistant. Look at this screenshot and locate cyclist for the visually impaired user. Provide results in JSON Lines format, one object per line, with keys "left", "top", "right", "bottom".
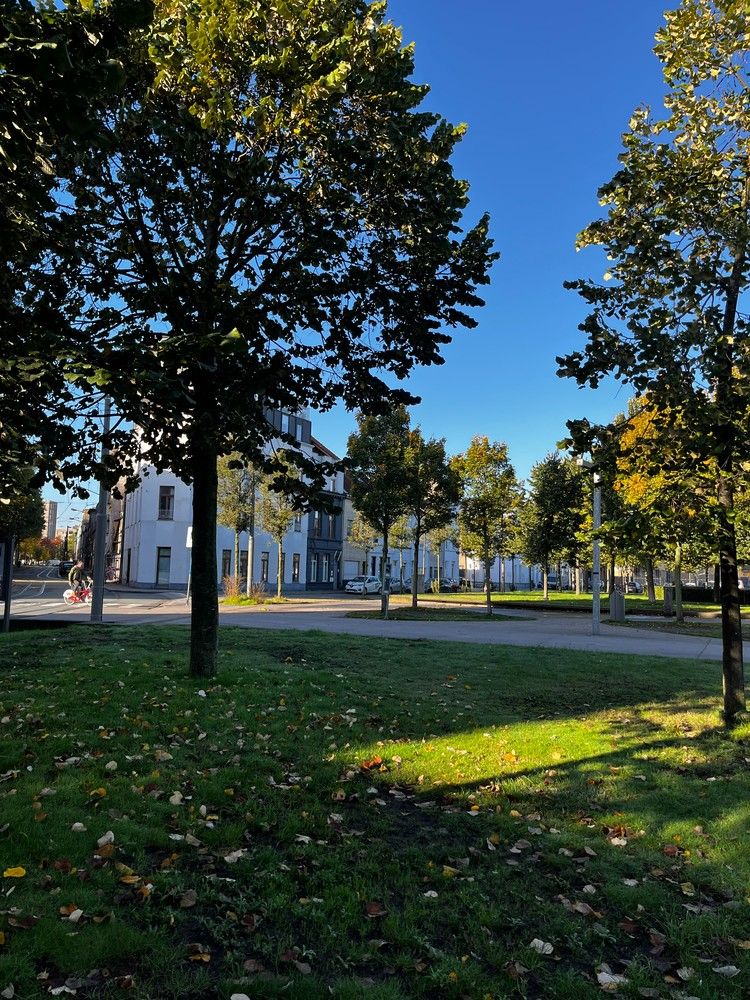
{"left": 68, "top": 560, "right": 87, "bottom": 596}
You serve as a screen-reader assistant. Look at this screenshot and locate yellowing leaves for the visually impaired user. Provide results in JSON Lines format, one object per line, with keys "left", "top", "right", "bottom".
{"left": 3, "top": 867, "right": 26, "bottom": 878}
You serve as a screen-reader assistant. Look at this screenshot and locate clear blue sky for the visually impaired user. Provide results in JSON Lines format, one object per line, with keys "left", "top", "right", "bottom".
{"left": 314, "top": 0, "right": 672, "bottom": 478}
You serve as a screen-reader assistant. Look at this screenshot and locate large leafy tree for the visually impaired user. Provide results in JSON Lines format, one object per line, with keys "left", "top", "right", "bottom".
{"left": 403, "top": 430, "right": 460, "bottom": 609}
{"left": 36, "top": 0, "right": 495, "bottom": 674}
{"left": 1, "top": 0, "right": 149, "bottom": 494}
{"left": 558, "top": 0, "right": 748, "bottom": 721}
{"left": 452, "top": 437, "right": 518, "bottom": 617}
{"left": 346, "top": 512, "right": 379, "bottom": 576}
{"left": 347, "top": 407, "right": 411, "bottom": 615}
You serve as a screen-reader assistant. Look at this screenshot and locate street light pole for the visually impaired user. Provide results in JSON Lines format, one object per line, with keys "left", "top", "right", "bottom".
{"left": 592, "top": 472, "right": 601, "bottom": 636}
{"left": 90, "top": 397, "right": 111, "bottom": 623}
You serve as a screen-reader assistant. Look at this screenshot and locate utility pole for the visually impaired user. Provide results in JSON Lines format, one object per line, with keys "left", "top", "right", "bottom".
{"left": 90, "top": 397, "right": 112, "bottom": 623}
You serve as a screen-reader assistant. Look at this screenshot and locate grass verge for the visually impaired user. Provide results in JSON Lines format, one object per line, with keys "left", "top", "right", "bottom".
{"left": 1, "top": 626, "right": 749, "bottom": 999}
{"left": 346, "top": 607, "right": 529, "bottom": 622}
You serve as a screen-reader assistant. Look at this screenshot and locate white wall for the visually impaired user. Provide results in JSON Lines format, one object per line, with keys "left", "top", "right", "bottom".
{"left": 121, "top": 464, "right": 310, "bottom": 590}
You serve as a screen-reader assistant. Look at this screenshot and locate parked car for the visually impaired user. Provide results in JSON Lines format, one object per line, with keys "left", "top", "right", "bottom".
{"left": 59, "top": 560, "right": 75, "bottom": 577}
{"left": 440, "top": 579, "right": 460, "bottom": 593}
{"left": 624, "top": 580, "right": 643, "bottom": 594}
{"left": 388, "top": 578, "right": 411, "bottom": 594}
{"left": 345, "top": 575, "right": 382, "bottom": 595}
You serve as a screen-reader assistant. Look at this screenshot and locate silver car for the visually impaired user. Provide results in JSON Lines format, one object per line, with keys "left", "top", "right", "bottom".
{"left": 345, "top": 575, "right": 382, "bottom": 595}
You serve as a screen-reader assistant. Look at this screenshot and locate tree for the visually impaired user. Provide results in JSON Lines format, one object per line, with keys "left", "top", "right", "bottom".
{"left": 347, "top": 408, "right": 411, "bottom": 616}
{"left": 403, "top": 431, "right": 461, "bottom": 609}
{"left": 1, "top": 0, "right": 149, "bottom": 495}
{"left": 453, "top": 438, "right": 519, "bottom": 616}
{"left": 558, "top": 0, "right": 748, "bottom": 721}
{"left": 425, "top": 521, "right": 455, "bottom": 590}
{"left": 217, "top": 454, "right": 259, "bottom": 591}
{"left": 391, "top": 514, "right": 413, "bottom": 589}
{"left": 257, "top": 466, "right": 298, "bottom": 599}
{"left": 38, "top": 0, "right": 495, "bottom": 675}
{"left": 520, "top": 454, "right": 580, "bottom": 599}
{"left": 0, "top": 470, "right": 44, "bottom": 632}
{"left": 347, "top": 512, "right": 379, "bottom": 577}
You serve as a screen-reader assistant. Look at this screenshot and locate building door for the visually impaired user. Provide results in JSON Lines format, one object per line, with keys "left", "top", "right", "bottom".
{"left": 156, "top": 547, "right": 171, "bottom": 586}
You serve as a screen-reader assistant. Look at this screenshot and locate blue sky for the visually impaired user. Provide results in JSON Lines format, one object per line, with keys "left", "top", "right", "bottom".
{"left": 314, "top": 0, "right": 672, "bottom": 478}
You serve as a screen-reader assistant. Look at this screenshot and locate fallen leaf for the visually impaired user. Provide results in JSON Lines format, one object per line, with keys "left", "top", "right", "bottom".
{"left": 529, "top": 938, "right": 553, "bottom": 956}
{"left": 713, "top": 965, "right": 740, "bottom": 978}
{"left": 3, "top": 867, "right": 25, "bottom": 878}
{"left": 179, "top": 889, "right": 197, "bottom": 909}
{"left": 365, "top": 901, "right": 388, "bottom": 918}
{"left": 597, "top": 964, "right": 629, "bottom": 991}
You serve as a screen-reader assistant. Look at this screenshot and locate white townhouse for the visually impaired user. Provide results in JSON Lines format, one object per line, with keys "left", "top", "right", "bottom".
{"left": 119, "top": 410, "right": 319, "bottom": 591}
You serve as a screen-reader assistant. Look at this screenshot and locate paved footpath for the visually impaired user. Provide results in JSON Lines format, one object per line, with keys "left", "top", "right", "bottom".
{"left": 9, "top": 593, "right": 724, "bottom": 662}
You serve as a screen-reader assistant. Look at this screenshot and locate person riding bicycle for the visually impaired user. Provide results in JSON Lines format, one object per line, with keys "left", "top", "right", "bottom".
{"left": 68, "top": 560, "right": 87, "bottom": 595}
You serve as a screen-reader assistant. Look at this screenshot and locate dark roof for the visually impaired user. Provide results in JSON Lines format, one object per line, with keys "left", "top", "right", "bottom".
{"left": 310, "top": 436, "right": 340, "bottom": 462}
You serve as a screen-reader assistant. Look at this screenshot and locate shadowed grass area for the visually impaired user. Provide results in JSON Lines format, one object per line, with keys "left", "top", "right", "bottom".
{"left": 1, "top": 626, "right": 749, "bottom": 999}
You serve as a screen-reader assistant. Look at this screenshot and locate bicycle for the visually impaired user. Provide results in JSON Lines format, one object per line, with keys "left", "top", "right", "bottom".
{"left": 63, "top": 584, "right": 92, "bottom": 606}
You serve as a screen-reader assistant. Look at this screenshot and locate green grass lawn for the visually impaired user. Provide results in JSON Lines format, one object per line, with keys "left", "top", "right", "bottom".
{"left": 1, "top": 627, "right": 750, "bottom": 999}
{"left": 417, "top": 591, "right": 727, "bottom": 616}
{"left": 346, "top": 607, "right": 529, "bottom": 622}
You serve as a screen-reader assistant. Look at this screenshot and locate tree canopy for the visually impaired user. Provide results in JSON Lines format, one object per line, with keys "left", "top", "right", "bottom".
{"left": 27, "top": 0, "right": 495, "bottom": 673}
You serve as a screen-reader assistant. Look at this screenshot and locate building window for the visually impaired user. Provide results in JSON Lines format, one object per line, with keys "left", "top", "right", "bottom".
{"left": 294, "top": 513, "right": 302, "bottom": 532}
{"left": 158, "top": 485, "right": 175, "bottom": 520}
{"left": 322, "top": 553, "right": 330, "bottom": 582}
{"left": 222, "top": 549, "right": 231, "bottom": 578}
{"left": 292, "top": 553, "right": 300, "bottom": 583}
{"left": 280, "top": 551, "right": 286, "bottom": 582}
{"left": 310, "top": 553, "right": 319, "bottom": 583}
{"left": 346, "top": 518, "right": 353, "bottom": 538}
{"left": 239, "top": 550, "right": 248, "bottom": 579}
{"left": 261, "top": 551, "right": 269, "bottom": 583}
{"left": 312, "top": 511, "right": 321, "bottom": 537}
{"left": 156, "top": 546, "right": 171, "bottom": 586}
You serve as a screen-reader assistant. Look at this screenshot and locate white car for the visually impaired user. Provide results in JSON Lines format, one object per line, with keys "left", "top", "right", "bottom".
{"left": 345, "top": 575, "right": 382, "bottom": 595}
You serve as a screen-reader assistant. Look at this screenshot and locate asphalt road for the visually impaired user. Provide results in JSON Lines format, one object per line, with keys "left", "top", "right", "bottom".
{"left": 3, "top": 569, "right": 725, "bottom": 663}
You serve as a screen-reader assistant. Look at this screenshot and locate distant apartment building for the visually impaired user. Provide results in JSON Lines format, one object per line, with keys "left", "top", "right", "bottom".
{"left": 306, "top": 438, "right": 345, "bottom": 590}
{"left": 42, "top": 500, "right": 57, "bottom": 540}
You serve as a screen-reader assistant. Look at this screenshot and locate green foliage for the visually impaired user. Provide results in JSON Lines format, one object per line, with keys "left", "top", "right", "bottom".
{"left": 453, "top": 437, "right": 522, "bottom": 573}
{"left": 28, "top": 0, "right": 495, "bottom": 671}
{"left": 347, "top": 407, "right": 411, "bottom": 577}
{"left": 558, "top": 0, "right": 750, "bottom": 715}
{"left": 521, "top": 454, "right": 582, "bottom": 580}
{"left": 0, "top": 469, "right": 44, "bottom": 540}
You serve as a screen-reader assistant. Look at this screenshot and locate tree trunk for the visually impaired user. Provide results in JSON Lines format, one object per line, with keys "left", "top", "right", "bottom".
{"left": 399, "top": 547, "right": 404, "bottom": 589}
{"left": 500, "top": 556, "right": 505, "bottom": 593}
{"left": 714, "top": 165, "right": 748, "bottom": 723}
{"left": 556, "top": 559, "right": 562, "bottom": 591}
{"left": 277, "top": 540, "right": 283, "bottom": 598}
{"left": 542, "top": 564, "right": 549, "bottom": 601}
{"left": 646, "top": 557, "right": 656, "bottom": 603}
{"left": 233, "top": 528, "right": 240, "bottom": 584}
{"left": 674, "top": 541, "right": 683, "bottom": 623}
{"left": 713, "top": 562, "right": 721, "bottom": 605}
{"left": 436, "top": 543, "right": 441, "bottom": 590}
{"left": 718, "top": 473, "right": 745, "bottom": 721}
{"left": 608, "top": 553, "right": 615, "bottom": 595}
{"left": 484, "top": 554, "right": 493, "bottom": 616}
{"left": 2, "top": 535, "right": 14, "bottom": 634}
{"left": 189, "top": 432, "right": 219, "bottom": 678}
{"left": 411, "top": 525, "right": 421, "bottom": 610}
{"left": 380, "top": 525, "right": 390, "bottom": 617}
